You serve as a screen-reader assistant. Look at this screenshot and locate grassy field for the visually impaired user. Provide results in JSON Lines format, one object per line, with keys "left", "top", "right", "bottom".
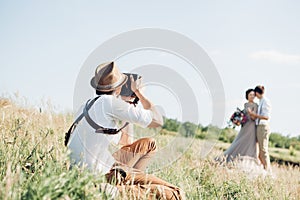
{"left": 1, "top": 98, "right": 300, "bottom": 199}
{"left": 216, "top": 142, "right": 300, "bottom": 165}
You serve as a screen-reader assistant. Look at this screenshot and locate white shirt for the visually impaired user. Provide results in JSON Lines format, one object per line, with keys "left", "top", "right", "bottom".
{"left": 68, "top": 95, "right": 152, "bottom": 174}
{"left": 256, "top": 97, "right": 271, "bottom": 125}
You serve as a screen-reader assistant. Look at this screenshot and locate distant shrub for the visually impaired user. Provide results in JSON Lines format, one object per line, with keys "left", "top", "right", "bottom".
{"left": 289, "top": 146, "right": 296, "bottom": 156}
{"left": 159, "top": 129, "right": 178, "bottom": 136}
{"left": 162, "top": 118, "right": 181, "bottom": 132}
{"left": 178, "top": 121, "right": 198, "bottom": 137}
{"left": 195, "top": 130, "right": 207, "bottom": 139}
{"left": 218, "top": 128, "right": 237, "bottom": 143}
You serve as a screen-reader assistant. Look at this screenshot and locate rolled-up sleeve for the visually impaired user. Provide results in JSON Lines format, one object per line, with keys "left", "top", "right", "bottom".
{"left": 261, "top": 99, "right": 271, "bottom": 118}
{"left": 110, "top": 97, "right": 152, "bottom": 128}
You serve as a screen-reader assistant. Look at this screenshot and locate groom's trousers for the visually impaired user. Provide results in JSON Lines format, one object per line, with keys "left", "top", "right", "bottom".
{"left": 257, "top": 124, "right": 271, "bottom": 170}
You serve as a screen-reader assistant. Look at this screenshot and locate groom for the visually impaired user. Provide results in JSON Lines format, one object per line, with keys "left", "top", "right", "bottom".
{"left": 249, "top": 85, "right": 272, "bottom": 171}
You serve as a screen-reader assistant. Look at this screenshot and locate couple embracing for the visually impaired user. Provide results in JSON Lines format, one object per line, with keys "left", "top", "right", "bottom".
{"left": 223, "top": 86, "right": 272, "bottom": 172}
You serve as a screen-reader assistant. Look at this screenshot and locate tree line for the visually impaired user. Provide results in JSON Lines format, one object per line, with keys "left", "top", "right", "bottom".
{"left": 162, "top": 118, "right": 300, "bottom": 151}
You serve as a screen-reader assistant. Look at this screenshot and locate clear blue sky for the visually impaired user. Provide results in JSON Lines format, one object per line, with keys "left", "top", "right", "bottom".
{"left": 1, "top": 1, "right": 300, "bottom": 136}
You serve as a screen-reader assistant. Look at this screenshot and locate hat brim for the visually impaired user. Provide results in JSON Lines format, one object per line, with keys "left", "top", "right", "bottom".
{"left": 90, "top": 74, "right": 128, "bottom": 92}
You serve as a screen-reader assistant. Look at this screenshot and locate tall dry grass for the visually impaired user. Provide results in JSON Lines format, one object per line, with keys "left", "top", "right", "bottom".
{"left": 0, "top": 97, "right": 299, "bottom": 199}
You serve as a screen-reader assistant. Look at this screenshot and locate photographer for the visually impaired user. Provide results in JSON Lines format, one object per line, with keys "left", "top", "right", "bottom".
{"left": 66, "top": 62, "right": 184, "bottom": 199}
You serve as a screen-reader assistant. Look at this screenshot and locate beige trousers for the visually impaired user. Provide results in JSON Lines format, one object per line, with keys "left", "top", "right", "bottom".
{"left": 106, "top": 138, "right": 185, "bottom": 200}
{"left": 256, "top": 124, "right": 271, "bottom": 170}
{"left": 113, "top": 137, "right": 157, "bottom": 171}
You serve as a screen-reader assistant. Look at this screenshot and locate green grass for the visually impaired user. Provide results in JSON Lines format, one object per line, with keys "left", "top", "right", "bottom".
{"left": 269, "top": 147, "right": 300, "bottom": 163}
{"left": 1, "top": 98, "right": 300, "bottom": 199}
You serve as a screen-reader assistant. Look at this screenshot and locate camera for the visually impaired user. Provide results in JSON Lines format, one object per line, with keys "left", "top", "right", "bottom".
{"left": 120, "top": 73, "right": 140, "bottom": 97}
{"left": 120, "top": 73, "right": 141, "bottom": 105}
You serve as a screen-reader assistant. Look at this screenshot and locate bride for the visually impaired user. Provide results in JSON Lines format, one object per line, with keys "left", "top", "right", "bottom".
{"left": 223, "top": 89, "right": 258, "bottom": 162}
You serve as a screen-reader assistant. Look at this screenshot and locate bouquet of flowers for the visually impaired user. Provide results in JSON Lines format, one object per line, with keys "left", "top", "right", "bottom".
{"left": 229, "top": 108, "right": 248, "bottom": 127}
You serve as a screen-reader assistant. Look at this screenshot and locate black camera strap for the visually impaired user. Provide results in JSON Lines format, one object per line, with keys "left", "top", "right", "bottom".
{"left": 64, "top": 96, "right": 129, "bottom": 146}
{"left": 83, "top": 98, "right": 129, "bottom": 134}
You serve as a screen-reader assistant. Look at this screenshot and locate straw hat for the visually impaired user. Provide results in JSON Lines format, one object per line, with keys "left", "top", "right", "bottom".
{"left": 90, "top": 62, "right": 128, "bottom": 92}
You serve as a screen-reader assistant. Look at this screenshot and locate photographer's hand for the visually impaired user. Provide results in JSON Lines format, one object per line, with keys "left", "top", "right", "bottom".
{"left": 130, "top": 75, "right": 141, "bottom": 93}
{"left": 130, "top": 75, "right": 163, "bottom": 127}
{"left": 130, "top": 75, "right": 152, "bottom": 109}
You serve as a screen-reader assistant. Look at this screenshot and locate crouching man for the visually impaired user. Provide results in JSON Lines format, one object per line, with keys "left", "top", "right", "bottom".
{"left": 66, "top": 62, "right": 185, "bottom": 199}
